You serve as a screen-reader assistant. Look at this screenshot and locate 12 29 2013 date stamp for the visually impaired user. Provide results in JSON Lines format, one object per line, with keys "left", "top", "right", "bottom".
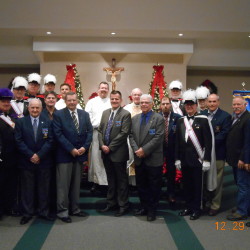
{"left": 215, "top": 221, "right": 248, "bottom": 230}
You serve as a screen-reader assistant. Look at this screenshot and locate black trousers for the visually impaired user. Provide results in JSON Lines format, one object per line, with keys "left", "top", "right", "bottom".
{"left": 135, "top": 162, "right": 162, "bottom": 213}
{"left": 0, "top": 163, "right": 18, "bottom": 215}
{"left": 182, "top": 164, "right": 203, "bottom": 212}
{"left": 165, "top": 158, "right": 176, "bottom": 197}
{"left": 20, "top": 167, "right": 51, "bottom": 217}
{"left": 103, "top": 157, "right": 129, "bottom": 208}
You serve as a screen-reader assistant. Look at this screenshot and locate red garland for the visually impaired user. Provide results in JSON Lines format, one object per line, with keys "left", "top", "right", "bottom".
{"left": 88, "top": 92, "right": 98, "bottom": 100}
{"left": 64, "top": 64, "right": 76, "bottom": 92}
{"left": 150, "top": 65, "right": 166, "bottom": 99}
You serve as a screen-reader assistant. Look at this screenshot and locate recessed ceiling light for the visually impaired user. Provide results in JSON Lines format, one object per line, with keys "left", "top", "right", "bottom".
{"left": 248, "top": 35, "right": 250, "bottom": 38}
{"left": 178, "top": 33, "right": 183, "bottom": 37}
{"left": 111, "top": 32, "right": 116, "bottom": 35}
{"left": 46, "top": 31, "right": 52, "bottom": 35}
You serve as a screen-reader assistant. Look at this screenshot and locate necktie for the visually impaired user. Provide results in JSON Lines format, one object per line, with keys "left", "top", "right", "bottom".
{"left": 164, "top": 113, "right": 169, "bottom": 144}
{"left": 33, "top": 118, "right": 38, "bottom": 141}
{"left": 208, "top": 112, "right": 214, "bottom": 121}
{"left": 105, "top": 112, "right": 114, "bottom": 145}
{"left": 16, "top": 100, "right": 24, "bottom": 103}
{"left": 71, "top": 111, "right": 79, "bottom": 133}
{"left": 232, "top": 115, "right": 239, "bottom": 125}
{"left": 139, "top": 114, "right": 147, "bottom": 144}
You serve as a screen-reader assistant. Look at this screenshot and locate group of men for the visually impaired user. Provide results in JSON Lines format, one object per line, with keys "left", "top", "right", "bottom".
{"left": 0, "top": 75, "right": 250, "bottom": 226}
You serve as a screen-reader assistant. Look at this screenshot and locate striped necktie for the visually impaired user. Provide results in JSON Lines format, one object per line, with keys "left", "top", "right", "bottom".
{"left": 71, "top": 111, "right": 79, "bottom": 133}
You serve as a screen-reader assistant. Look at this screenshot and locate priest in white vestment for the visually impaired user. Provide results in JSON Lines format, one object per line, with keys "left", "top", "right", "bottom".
{"left": 85, "top": 82, "right": 111, "bottom": 189}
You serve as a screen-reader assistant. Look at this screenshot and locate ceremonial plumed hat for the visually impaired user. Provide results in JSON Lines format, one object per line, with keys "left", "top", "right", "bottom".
{"left": 28, "top": 73, "right": 41, "bottom": 84}
{"left": 183, "top": 89, "right": 197, "bottom": 104}
{"left": 195, "top": 86, "right": 210, "bottom": 100}
{"left": 12, "top": 76, "right": 28, "bottom": 90}
{"left": 44, "top": 74, "right": 56, "bottom": 85}
{"left": 169, "top": 80, "right": 182, "bottom": 90}
{"left": 0, "top": 88, "right": 14, "bottom": 100}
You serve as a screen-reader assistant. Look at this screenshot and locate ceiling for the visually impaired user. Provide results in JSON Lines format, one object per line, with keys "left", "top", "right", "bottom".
{"left": 0, "top": 0, "right": 250, "bottom": 69}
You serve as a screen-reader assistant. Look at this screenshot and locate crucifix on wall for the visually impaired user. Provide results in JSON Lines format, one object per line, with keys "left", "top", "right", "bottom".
{"left": 103, "top": 58, "right": 124, "bottom": 90}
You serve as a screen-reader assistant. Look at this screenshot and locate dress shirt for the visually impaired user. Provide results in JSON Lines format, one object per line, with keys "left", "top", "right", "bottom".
{"left": 140, "top": 110, "right": 153, "bottom": 125}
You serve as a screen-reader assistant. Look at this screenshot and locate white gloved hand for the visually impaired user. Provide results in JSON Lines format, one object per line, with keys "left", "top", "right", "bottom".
{"left": 202, "top": 161, "right": 210, "bottom": 172}
{"left": 175, "top": 160, "right": 181, "bottom": 171}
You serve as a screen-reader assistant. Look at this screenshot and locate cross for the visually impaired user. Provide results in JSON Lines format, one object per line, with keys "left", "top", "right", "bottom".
{"left": 103, "top": 58, "right": 124, "bottom": 90}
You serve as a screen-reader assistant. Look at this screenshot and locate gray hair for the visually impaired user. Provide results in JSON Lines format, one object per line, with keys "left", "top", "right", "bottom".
{"left": 140, "top": 94, "right": 153, "bottom": 103}
{"left": 28, "top": 98, "right": 42, "bottom": 107}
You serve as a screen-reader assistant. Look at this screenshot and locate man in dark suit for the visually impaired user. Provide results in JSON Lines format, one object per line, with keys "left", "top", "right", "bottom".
{"left": 15, "top": 98, "right": 54, "bottom": 225}
{"left": 0, "top": 88, "right": 18, "bottom": 219}
{"left": 202, "top": 94, "right": 231, "bottom": 216}
{"left": 129, "top": 94, "right": 164, "bottom": 221}
{"left": 98, "top": 90, "right": 131, "bottom": 217}
{"left": 175, "top": 89, "right": 212, "bottom": 220}
{"left": 53, "top": 92, "right": 92, "bottom": 223}
{"left": 226, "top": 96, "right": 250, "bottom": 221}
{"left": 160, "top": 96, "right": 181, "bottom": 205}
{"left": 42, "top": 91, "right": 58, "bottom": 215}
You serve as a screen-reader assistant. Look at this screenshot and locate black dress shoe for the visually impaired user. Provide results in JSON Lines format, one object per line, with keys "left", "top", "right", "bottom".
{"left": 134, "top": 208, "right": 148, "bottom": 216}
{"left": 147, "top": 212, "right": 156, "bottom": 222}
{"left": 98, "top": 205, "right": 118, "bottom": 213}
{"left": 114, "top": 208, "right": 129, "bottom": 217}
{"left": 71, "top": 211, "right": 88, "bottom": 217}
{"left": 60, "top": 216, "right": 72, "bottom": 223}
{"left": 179, "top": 209, "right": 193, "bottom": 216}
{"left": 190, "top": 211, "right": 201, "bottom": 220}
{"left": 20, "top": 216, "right": 32, "bottom": 225}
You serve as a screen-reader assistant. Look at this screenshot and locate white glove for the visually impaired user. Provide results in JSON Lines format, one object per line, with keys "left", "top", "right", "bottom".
{"left": 202, "top": 161, "right": 210, "bottom": 172}
{"left": 175, "top": 160, "right": 181, "bottom": 171}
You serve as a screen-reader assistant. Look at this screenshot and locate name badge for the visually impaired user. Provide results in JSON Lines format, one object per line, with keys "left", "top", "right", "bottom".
{"left": 215, "top": 126, "right": 221, "bottom": 133}
{"left": 149, "top": 129, "right": 155, "bottom": 135}
{"left": 42, "top": 128, "right": 48, "bottom": 138}
{"left": 115, "top": 121, "right": 121, "bottom": 127}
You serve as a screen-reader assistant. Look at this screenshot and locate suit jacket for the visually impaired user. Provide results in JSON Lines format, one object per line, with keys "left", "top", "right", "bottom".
{"left": 53, "top": 108, "right": 93, "bottom": 163}
{"left": 175, "top": 115, "right": 212, "bottom": 168}
{"left": 160, "top": 111, "right": 182, "bottom": 165}
{"left": 129, "top": 111, "right": 164, "bottom": 167}
{"left": 0, "top": 115, "right": 17, "bottom": 167}
{"left": 14, "top": 114, "right": 53, "bottom": 169}
{"left": 202, "top": 108, "right": 231, "bottom": 160}
{"left": 98, "top": 107, "right": 131, "bottom": 162}
{"left": 226, "top": 110, "right": 250, "bottom": 167}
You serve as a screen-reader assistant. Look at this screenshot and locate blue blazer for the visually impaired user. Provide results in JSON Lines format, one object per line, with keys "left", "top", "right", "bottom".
{"left": 160, "top": 111, "right": 182, "bottom": 165}
{"left": 14, "top": 114, "right": 53, "bottom": 169}
{"left": 203, "top": 108, "right": 231, "bottom": 160}
{"left": 53, "top": 108, "right": 93, "bottom": 163}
